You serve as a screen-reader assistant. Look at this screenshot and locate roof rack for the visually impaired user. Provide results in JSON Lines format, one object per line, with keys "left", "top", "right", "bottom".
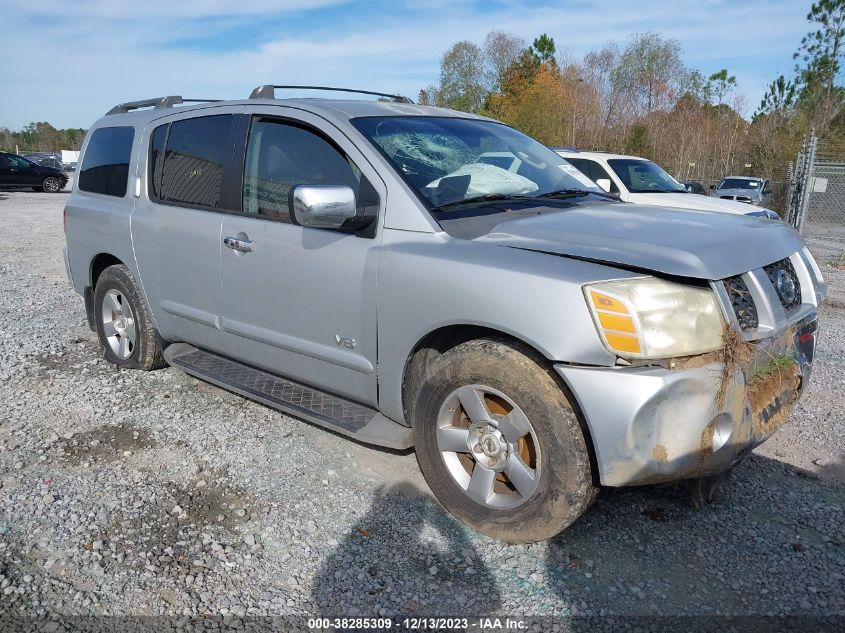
{"left": 106, "top": 96, "right": 221, "bottom": 116}
{"left": 249, "top": 85, "right": 413, "bottom": 104}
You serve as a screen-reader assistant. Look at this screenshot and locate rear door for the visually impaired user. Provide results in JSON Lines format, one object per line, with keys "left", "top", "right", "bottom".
{"left": 131, "top": 108, "right": 242, "bottom": 352}
{"left": 215, "top": 108, "right": 384, "bottom": 405}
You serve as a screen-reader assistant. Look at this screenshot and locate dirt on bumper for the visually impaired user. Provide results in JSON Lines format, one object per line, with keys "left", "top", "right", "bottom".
{"left": 556, "top": 317, "right": 817, "bottom": 487}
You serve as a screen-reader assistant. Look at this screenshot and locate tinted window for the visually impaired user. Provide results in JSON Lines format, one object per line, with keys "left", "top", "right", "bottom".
{"left": 79, "top": 126, "right": 134, "bottom": 197}
{"left": 566, "top": 158, "right": 619, "bottom": 193}
{"left": 160, "top": 115, "right": 235, "bottom": 208}
{"left": 242, "top": 119, "right": 377, "bottom": 223}
{"left": 149, "top": 124, "right": 167, "bottom": 199}
{"left": 1, "top": 155, "right": 31, "bottom": 169}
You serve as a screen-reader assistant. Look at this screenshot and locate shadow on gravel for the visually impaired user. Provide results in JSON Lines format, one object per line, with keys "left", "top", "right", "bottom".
{"left": 544, "top": 453, "right": 845, "bottom": 617}
{"left": 312, "top": 482, "right": 501, "bottom": 618}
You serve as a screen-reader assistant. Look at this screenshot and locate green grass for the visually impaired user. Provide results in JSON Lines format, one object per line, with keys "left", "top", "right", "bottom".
{"left": 750, "top": 354, "right": 797, "bottom": 382}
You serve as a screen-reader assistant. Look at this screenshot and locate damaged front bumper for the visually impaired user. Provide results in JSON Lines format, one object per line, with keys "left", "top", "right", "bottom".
{"left": 556, "top": 316, "right": 819, "bottom": 487}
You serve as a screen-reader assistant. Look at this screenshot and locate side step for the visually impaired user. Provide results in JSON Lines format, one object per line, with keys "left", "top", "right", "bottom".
{"left": 163, "top": 343, "right": 413, "bottom": 450}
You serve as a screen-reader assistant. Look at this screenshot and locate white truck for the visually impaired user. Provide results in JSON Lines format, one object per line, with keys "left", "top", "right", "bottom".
{"left": 556, "top": 150, "right": 781, "bottom": 220}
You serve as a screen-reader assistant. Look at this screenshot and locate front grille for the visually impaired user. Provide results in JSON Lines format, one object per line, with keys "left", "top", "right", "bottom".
{"left": 763, "top": 258, "right": 801, "bottom": 312}
{"left": 724, "top": 275, "right": 758, "bottom": 330}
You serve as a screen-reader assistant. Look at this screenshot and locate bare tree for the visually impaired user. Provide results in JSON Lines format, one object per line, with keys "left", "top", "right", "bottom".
{"left": 483, "top": 31, "right": 526, "bottom": 93}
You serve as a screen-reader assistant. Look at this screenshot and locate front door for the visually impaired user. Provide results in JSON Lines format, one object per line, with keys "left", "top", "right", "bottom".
{"left": 131, "top": 109, "right": 241, "bottom": 352}
{"left": 217, "top": 110, "right": 384, "bottom": 405}
{"left": 0, "top": 155, "right": 39, "bottom": 187}
{"left": 0, "top": 155, "right": 12, "bottom": 186}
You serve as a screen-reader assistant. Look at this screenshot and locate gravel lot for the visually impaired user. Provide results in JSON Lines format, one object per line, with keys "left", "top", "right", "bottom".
{"left": 0, "top": 186, "right": 843, "bottom": 625}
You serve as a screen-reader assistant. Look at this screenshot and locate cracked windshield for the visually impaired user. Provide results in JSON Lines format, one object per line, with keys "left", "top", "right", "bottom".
{"left": 352, "top": 116, "right": 602, "bottom": 210}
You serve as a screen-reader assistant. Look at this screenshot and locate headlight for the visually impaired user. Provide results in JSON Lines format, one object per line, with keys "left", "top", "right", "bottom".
{"left": 584, "top": 277, "right": 725, "bottom": 359}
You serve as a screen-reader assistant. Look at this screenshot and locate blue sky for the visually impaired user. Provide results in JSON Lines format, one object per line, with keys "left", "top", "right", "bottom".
{"left": 0, "top": 0, "right": 813, "bottom": 130}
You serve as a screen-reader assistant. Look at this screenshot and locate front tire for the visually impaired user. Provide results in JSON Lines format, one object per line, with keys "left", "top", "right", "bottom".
{"left": 411, "top": 338, "right": 596, "bottom": 543}
{"left": 41, "top": 176, "right": 62, "bottom": 192}
{"left": 93, "top": 265, "right": 165, "bottom": 370}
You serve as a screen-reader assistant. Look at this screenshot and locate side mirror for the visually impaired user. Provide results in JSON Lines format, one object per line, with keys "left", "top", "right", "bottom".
{"left": 290, "top": 185, "right": 359, "bottom": 230}
{"left": 595, "top": 178, "right": 611, "bottom": 193}
{"left": 709, "top": 184, "right": 716, "bottom": 190}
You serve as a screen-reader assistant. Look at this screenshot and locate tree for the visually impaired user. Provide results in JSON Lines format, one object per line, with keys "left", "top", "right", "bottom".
{"left": 618, "top": 33, "right": 686, "bottom": 116}
{"left": 757, "top": 75, "right": 797, "bottom": 116}
{"left": 623, "top": 123, "right": 651, "bottom": 157}
{"left": 531, "top": 34, "right": 557, "bottom": 66}
{"left": 708, "top": 69, "right": 737, "bottom": 106}
{"left": 483, "top": 31, "right": 526, "bottom": 93}
{"left": 796, "top": 0, "right": 845, "bottom": 134}
{"left": 487, "top": 64, "right": 568, "bottom": 145}
{"left": 437, "top": 41, "right": 488, "bottom": 112}
{"left": 795, "top": 0, "right": 845, "bottom": 100}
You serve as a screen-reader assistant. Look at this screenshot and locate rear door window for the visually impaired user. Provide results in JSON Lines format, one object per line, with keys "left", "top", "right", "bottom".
{"left": 78, "top": 126, "right": 135, "bottom": 197}
{"left": 154, "top": 115, "right": 236, "bottom": 209}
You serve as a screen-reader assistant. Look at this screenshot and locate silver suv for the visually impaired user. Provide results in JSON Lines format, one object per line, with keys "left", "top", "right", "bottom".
{"left": 64, "top": 86, "right": 825, "bottom": 543}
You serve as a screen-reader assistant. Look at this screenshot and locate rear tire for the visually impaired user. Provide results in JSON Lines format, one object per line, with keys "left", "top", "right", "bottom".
{"left": 411, "top": 338, "right": 596, "bottom": 543}
{"left": 93, "top": 265, "right": 166, "bottom": 370}
{"left": 41, "top": 176, "right": 62, "bottom": 192}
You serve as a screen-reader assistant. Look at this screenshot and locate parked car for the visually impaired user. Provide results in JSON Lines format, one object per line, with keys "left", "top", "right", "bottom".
{"left": 64, "top": 88, "right": 825, "bottom": 542}
{"left": 25, "top": 154, "right": 66, "bottom": 171}
{"left": 0, "top": 151, "right": 68, "bottom": 192}
{"left": 684, "top": 180, "right": 707, "bottom": 195}
{"left": 712, "top": 176, "right": 773, "bottom": 207}
{"left": 556, "top": 150, "right": 781, "bottom": 220}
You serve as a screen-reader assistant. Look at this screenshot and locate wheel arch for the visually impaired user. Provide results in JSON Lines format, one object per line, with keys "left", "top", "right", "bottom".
{"left": 89, "top": 252, "right": 125, "bottom": 288}
{"left": 83, "top": 253, "right": 126, "bottom": 332}
{"left": 403, "top": 324, "right": 602, "bottom": 489}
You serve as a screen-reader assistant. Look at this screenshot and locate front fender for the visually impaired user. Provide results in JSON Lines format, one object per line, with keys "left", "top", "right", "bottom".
{"left": 376, "top": 229, "right": 638, "bottom": 423}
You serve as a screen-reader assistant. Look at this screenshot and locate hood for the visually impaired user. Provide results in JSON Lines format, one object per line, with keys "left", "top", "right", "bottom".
{"left": 714, "top": 188, "right": 761, "bottom": 200}
{"left": 627, "top": 192, "right": 762, "bottom": 215}
{"left": 465, "top": 201, "right": 803, "bottom": 280}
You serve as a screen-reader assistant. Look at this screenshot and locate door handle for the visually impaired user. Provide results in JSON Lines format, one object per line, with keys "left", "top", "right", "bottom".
{"left": 223, "top": 236, "right": 255, "bottom": 253}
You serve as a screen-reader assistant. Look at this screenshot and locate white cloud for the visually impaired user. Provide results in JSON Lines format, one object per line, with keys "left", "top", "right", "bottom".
{"left": 0, "top": 0, "right": 809, "bottom": 129}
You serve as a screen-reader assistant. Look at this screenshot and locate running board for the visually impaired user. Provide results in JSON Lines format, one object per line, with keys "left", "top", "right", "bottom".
{"left": 163, "top": 343, "right": 413, "bottom": 450}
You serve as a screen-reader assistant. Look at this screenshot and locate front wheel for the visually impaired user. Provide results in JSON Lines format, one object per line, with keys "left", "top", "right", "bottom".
{"left": 93, "top": 264, "right": 166, "bottom": 370}
{"left": 41, "top": 176, "right": 62, "bottom": 192}
{"left": 411, "top": 338, "right": 596, "bottom": 543}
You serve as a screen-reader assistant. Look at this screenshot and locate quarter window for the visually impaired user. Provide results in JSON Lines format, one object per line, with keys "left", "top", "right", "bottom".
{"left": 156, "top": 115, "right": 236, "bottom": 208}
{"left": 78, "top": 126, "right": 135, "bottom": 197}
{"left": 242, "top": 119, "right": 378, "bottom": 224}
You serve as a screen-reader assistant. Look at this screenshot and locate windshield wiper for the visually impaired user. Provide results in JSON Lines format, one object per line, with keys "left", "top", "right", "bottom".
{"left": 429, "top": 194, "right": 535, "bottom": 213}
{"left": 536, "top": 188, "right": 618, "bottom": 201}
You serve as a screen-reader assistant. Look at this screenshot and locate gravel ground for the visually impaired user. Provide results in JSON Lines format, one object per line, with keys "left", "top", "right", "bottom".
{"left": 0, "top": 187, "right": 843, "bottom": 626}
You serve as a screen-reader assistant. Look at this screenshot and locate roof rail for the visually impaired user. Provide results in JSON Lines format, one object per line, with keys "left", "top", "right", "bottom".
{"left": 106, "top": 96, "right": 221, "bottom": 116}
{"left": 249, "top": 85, "right": 413, "bottom": 104}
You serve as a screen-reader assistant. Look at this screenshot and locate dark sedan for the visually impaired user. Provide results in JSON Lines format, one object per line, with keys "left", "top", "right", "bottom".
{"left": 0, "top": 152, "right": 68, "bottom": 192}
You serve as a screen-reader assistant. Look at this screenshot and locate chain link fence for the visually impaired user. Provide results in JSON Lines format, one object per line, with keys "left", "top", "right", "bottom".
{"left": 788, "top": 135, "right": 845, "bottom": 231}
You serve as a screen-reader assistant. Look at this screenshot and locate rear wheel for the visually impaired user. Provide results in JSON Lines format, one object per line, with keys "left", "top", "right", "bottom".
{"left": 411, "top": 338, "right": 596, "bottom": 543}
{"left": 93, "top": 265, "right": 166, "bottom": 370}
{"left": 41, "top": 176, "right": 62, "bottom": 192}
